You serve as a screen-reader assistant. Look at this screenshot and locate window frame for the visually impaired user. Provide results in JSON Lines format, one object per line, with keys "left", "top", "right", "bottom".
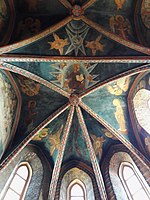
{"left": 1, "top": 162, "right": 32, "bottom": 200}
{"left": 119, "top": 162, "right": 150, "bottom": 200}
{"left": 67, "top": 179, "right": 86, "bottom": 200}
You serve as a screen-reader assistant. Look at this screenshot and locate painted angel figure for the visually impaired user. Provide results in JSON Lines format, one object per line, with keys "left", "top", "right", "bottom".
{"left": 109, "top": 15, "right": 132, "bottom": 39}
{"left": 90, "top": 134, "right": 105, "bottom": 160}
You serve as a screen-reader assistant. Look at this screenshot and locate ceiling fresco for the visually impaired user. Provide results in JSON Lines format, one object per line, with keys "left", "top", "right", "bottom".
{"left": 2, "top": 72, "right": 68, "bottom": 159}
{"left": 82, "top": 75, "right": 139, "bottom": 146}
{"left": 85, "top": 0, "right": 138, "bottom": 42}
{"left": 0, "top": 1, "right": 149, "bottom": 199}
{"left": 10, "top": 0, "right": 69, "bottom": 43}
{"left": 0, "top": 0, "right": 15, "bottom": 46}
{"left": 9, "top": 20, "right": 145, "bottom": 57}
{"left": 32, "top": 109, "right": 69, "bottom": 166}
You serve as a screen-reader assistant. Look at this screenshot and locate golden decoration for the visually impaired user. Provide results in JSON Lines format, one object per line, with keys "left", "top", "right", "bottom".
{"left": 107, "top": 77, "right": 130, "bottom": 96}
{"left": 48, "top": 33, "right": 69, "bottom": 55}
{"left": 114, "top": 0, "right": 125, "bottom": 10}
{"left": 33, "top": 128, "right": 49, "bottom": 141}
{"left": 49, "top": 125, "right": 63, "bottom": 156}
{"left": 85, "top": 35, "right": 105, "bottom": 56}
{"left": 17, "top": 76, "right": 40, "bottom": 96}
{"left": 113, "top": 99, "right": 128, "bottom": 134}
{"left": 90, "top": 134, "right": 105, "bottom": 160}
{"left": 103, "top": 129, "right": 118, "bottom": 140}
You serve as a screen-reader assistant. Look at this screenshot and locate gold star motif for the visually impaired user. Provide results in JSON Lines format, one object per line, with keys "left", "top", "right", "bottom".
{"left": 48, "top": 33, "right": 69, "bottom": 55}
{"left": 86, "top": 35, "right": 105, "bottom": 56}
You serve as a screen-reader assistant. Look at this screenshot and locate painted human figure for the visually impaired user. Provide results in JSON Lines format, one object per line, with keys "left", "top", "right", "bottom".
{"left": 113, "top": 99, "right": 128, "bottom": 134}
{"left": 67, "top": 64, "right": 85, "bottom": 92}
{"left": 109, "top": 15, "right": 132, "bottom": 39}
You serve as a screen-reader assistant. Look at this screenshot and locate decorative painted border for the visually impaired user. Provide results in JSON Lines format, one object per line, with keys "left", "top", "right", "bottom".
{"left": 0, "top": 103, "right": 70, "bottom": 171}
{"left": 128, "top": 71, "right": 150, "bottom": 156}
{"left": 79, "top": 101, "right": 150, "bottom": 169}
{"left": 0, "top": 15, "right": 73, "bottom": 54}
{"left": 0, "top": 62, "right": 70, "bottom": 98}
{"left": 79, "top": 64, "right": 150, "bottom": 98}
{"left": 0, "top": 0, "right": 16, "bottom": 46}
{"left": 0, "top": 54, "right": 150, "bottom": 63}
{"left": 76, "top": 106, "right": 108, "bottom": 200}
{"left": 48, "top": 106, "right": 74, "bottom": 200}
{"left": 81, "top": 16, "right": 150, "bottom": 55}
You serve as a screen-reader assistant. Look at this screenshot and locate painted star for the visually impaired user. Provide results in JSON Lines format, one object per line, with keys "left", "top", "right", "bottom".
{"left": 86, "top": 35, "right": 105, "bottom": 56}
{"left": 48, "top": 33, "right": 69, "bottom": 55}
{"left": 65, "top": 27, "right": 89, "bottom": 56}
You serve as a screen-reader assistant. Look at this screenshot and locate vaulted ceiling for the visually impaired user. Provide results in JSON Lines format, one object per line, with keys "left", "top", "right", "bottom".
{"left": 0, "top": 0, "right": 150, "bottom": 199}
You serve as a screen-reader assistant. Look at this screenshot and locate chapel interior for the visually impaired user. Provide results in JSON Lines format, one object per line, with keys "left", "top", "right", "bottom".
{"left": 0, "top": 0, "right": 150, "bottom": 200}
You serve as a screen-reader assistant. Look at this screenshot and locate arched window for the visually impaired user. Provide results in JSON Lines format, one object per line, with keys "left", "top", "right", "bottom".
{"left": 1, "top": 162, "right": 32, "bottom": 200}
{"left": 67, "top": 179, "right": 86, "bottom": 200}
{"left": 119, "top": 162, "right": 150, "bottom": 200}
{"left": 133, "top": 88, "right": 150, "bottom": 134}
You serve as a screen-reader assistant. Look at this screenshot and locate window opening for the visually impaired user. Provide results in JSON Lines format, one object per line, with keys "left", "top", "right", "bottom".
{"left": 119, "top": 162, "right": 150, "bottom": 200}
{"left": 1, "top": 162, "right": 32, "bottom": 200}
{"left": 67, "top": 179, "right": 86, "bottom": 200}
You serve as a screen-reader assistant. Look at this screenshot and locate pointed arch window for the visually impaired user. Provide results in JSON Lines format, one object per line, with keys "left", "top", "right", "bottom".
{"left": 67, "top": 179, "right": 86, "bottom": 200}
{"left": 1, "top": 162, "right": 32, "bottom": 200}
{"left": 119, "top": 162, "right": 150, "bottom": 200}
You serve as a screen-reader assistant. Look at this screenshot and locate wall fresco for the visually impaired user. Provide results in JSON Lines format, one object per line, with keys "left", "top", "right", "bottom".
{"left": 11, "top": 73, "right": 68, "bottom": 149}
{"left": 82, "top": 75, "right": 138, "bottom": 149}
{"left": 0, "top": 70, "right": 20, "bottom": 158}
{"left": 10, "top": 19, "right": 142, "bottom": 57}
{"left": 32, "top": 110, "right": 69, "bottom": 164}
{"left": 64, "top": 113, "right": 91, "bottom": 164}
{"left": 141, "top": 0, "right": 150, "bottom": 29}
{"left": 82, "top": 109, "right": 120, "bottom": 162}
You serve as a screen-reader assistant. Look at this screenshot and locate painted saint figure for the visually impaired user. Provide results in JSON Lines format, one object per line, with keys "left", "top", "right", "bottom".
{"left": 113, "top": 99, "right": 128, "bottom": 134}
{"left": 109, "top": 15, "right": 132, "bottom": 39}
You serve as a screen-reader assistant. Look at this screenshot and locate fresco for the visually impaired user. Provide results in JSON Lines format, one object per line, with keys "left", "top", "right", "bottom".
{"left": 141, "top": 0, "right": 150, "bottom": 29}
{"left": 82, "top": 75, "right": 138, "bottom": 149}
{"left": 109, "top": 15, "right": 132, "bottom": 40}
{"left": 10, "top": 19, "right": 142, "bottom": 56}
{"left": 114, "top": 0, "right": 126, "bottom": 10}
{"left": 49, "top": 62, "right": 98, "bottom": 94}
{"left": 82, "top": 109, "right": 119, "bottom": 162}
{"left": 10, "top": 73, "right": 68, "bottom": 148}
{"left": 63, "top": 113, "right": 91, "bottom": 164}
{"left": 32, "top": 109, "right": 69, "bottom": 165}
{"left": 16, "top": 17, "right": 41, "bottom": 40}
{"left": 0, "top": 70, "right": 20, "bottom": 158}
{"left": 85, "top": 0, "right": 138, "bottom": 43}
{"left": 9, "top": 0, "right": 69, "bottom": 43}
{"left": 10, "top": 62, "right": 141, "bottom": 87}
